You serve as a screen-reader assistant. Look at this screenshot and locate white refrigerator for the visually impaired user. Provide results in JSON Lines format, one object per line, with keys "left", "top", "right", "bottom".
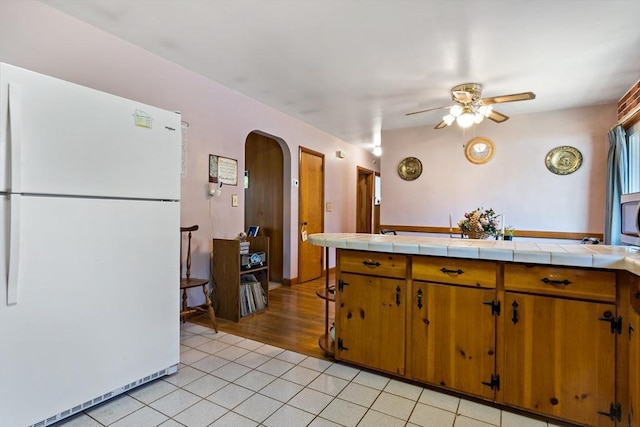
{"left": 0, "top": 63, "right": 181, "bottom": 426}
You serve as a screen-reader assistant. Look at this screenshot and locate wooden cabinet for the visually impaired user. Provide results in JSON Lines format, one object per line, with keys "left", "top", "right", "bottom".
{"left": 629, "top": 275, "right": 640, "bottom": 427}
{"left": 502, "top": 264, "right": 617, "bottom": 427}
{"left": 410, "top": 257, "right": 498, "bottom": 399}
{"left": 330, "top": 248, "right": 633, "bottom": 427}
{"left": 410, "top": 282, "right": 497, "bottom": 399}
{"left": 212, "top": 237, "right": 269, "bottom": 322}
{"left": 335, "top": 250, "right": 406, "bottom": 375}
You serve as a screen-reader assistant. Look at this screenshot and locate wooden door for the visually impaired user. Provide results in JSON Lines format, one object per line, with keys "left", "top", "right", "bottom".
{"left": 373, "top": 172, "right": 380, "bottom": 233}
{"left": 630, "top": 304, "right": 639, "bottom": 427}
{"left": 245, "top": 132, "right": 284, "bottom": 283}
{"left": 502, "top": 293, "right": 616, "bottom": 427}
{"left": 298, "top": 148, "right": 324, "bottom": 283}
{"left": 410, "top": 282, "right": 496, "bottom": 399}
{"left": 356, "top": 167, "right": 373, "bottom": 233}
{"left": 336, "top": 272, "right": 406, "bottom": 375}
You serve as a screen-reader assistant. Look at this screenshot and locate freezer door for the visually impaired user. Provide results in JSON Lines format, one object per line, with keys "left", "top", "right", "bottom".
{"left": 0, "top": 195, "right": 180, "bottom": 427}
{"left": 0, "top": 63, "right": 180, "bottom": 200}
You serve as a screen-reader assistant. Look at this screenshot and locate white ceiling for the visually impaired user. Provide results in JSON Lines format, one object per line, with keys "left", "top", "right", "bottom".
{"left": 44, "top": 0, "right": 640, "bottom": 150}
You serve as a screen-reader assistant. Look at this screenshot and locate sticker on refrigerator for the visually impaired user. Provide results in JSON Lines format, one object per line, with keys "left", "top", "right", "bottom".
{"left": 133, "top": 109, "right": 153, "bottom": 128}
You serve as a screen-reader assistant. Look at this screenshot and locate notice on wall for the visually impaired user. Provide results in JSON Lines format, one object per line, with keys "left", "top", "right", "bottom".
{"left": 209, "top": 154, "right": 238, "bottom": 185}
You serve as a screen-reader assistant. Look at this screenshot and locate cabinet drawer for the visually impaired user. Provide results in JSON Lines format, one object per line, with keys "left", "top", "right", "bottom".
{"left": 339, "top": 250, "right": 407, "bottom": 278}
{"left": 412, "top": 256, "right": 496, "bottom": 288}
{"left": 504, "top": 264, "right": 616, "bottom": 302}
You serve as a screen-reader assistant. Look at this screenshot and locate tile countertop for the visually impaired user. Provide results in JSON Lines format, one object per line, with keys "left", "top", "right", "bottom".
{"left": 308, "top": 233, "right": 640, "bottom": 276}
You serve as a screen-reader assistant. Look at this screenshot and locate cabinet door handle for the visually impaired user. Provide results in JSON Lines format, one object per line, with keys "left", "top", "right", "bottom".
{"left": 541, "top": 278, "right": 572, "bottom": 286}
{"left": 440, "top": 268, "right": 463, "bottom": 275}
{"left": 396, "top": 286, "right": 401, "bottom": 306}
{"left": 511, "top": 301, "right": 519, "bottom": 325}
{"left": 362, "top": 260, "right": 381, "bottom": 267}
{"left": 417, "top": 288, "right": 423, "bottom": 309}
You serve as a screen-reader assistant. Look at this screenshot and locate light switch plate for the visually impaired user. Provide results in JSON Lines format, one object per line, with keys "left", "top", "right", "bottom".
{"left": 231, "top": 194, "right": 238, "bottom": 207}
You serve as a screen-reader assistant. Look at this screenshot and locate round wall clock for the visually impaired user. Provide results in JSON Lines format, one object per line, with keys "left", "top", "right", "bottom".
{"left": 397, "top": 157, "right": 423, "bottom": 181}
{"left": 465, "top": 137, "right": 495, "bottom": 164}
{"left": 545, "top": 146, "right": 583, "bottom": 175}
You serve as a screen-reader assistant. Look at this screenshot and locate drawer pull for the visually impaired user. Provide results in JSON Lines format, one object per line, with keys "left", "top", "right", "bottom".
{"left": 362, "top": 260, "right": 381, "bottom": 267}
{"left": 511, "top": 301, "right": 519, "bottom": 325}
{"left": 541, "top": 278, "right": 572, "bottom": 286}
{"left": 440, "top": 268, "right": 464, "bottom": 275}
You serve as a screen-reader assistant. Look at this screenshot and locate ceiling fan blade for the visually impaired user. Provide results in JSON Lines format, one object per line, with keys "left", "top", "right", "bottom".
{"left": 434, "top": 120, "right": 448, "bottom": 129}
{"left": 405, "top": 105, "right": 449, "bottom": 116}
{"left": 480, "top": 92, "right": 536, "bottom": 105}
{"left": 487, "top": 110, "right": 509, "bottom": 123}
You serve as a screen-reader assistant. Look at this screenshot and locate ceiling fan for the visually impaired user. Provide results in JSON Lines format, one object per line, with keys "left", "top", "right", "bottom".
{"left": 406, "top": 83, "right": 536, "bottom": 129}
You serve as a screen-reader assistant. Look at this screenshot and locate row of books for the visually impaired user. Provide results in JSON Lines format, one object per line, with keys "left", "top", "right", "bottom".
{"left": 240, "top": 274, "right": 267, "bottom": 317}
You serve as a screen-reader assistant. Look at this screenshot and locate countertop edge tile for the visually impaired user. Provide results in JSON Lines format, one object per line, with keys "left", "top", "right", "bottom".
{"left": 309, "top": 233, "right": 640, "bottom": 272}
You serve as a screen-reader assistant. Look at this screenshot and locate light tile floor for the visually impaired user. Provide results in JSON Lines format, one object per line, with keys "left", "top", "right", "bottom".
{"left": 54, "top": 322, "right": 571, "bottom": 427}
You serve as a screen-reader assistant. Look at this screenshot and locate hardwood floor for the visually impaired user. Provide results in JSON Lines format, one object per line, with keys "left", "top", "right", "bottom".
{"left": 191, "top": 274, "right": 335, "bottom": 361}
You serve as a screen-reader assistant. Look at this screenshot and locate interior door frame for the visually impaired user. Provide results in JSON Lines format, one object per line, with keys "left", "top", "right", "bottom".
{"left": 244, "top": 131, "right": 285, "bottom": 283}
{"left": 297, "top": 147, "right": 325, "bottom": 283}
{"left": 356, "top": 166, "right": 375, "bottom": 234}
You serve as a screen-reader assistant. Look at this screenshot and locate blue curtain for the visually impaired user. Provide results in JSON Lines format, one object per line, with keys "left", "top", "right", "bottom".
{"left": 604, "top": 125, "right": 627, "bottom": 245}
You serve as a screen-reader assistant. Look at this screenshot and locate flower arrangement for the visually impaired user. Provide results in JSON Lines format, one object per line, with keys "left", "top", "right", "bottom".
{"left": 458, "top": 207, "right": 500, "bottom": 239}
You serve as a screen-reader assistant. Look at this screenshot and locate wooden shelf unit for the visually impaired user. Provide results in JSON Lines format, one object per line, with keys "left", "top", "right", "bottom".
{"left": 212, "top": 236, "right": 270, "bottom": 322}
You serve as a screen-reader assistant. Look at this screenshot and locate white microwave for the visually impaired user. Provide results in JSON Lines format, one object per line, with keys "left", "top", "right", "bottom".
{"left": 621, "top": 192, "right": 640, "bottom": 246}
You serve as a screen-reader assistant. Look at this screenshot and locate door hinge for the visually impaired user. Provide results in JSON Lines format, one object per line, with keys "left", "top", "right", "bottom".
{"left": 483, "top": 300, "right": 501, "bottom": 316}
{"left": 338, "top": 280, "right": 349, "bottom": 292}
{"left": 481, "top": 374, "right": 500, "bottom": 391}
{"left": 598, "top": 313, "right": 623, "bottom": 334}
{"left": 337, "top": 338, "right": 349, "bottom": 352}
{"left": 597, "top": 402, "right": 622, "bottom": 422}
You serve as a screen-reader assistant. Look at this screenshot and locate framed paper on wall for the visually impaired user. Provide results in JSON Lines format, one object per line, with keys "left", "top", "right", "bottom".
{"left": 209, "top": 154, "right": 238, "bottom": 185}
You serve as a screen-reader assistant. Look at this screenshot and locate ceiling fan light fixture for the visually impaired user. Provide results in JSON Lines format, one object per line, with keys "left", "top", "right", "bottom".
{"left": 473, "top": 112, "right": 484, "bottom": 124}
{"left": 443, "top": 114, "right": 455, "bottom": 126}
{"left": 456, "top": 112, "right": 476, "bottom": 128}
{"left": 450, "top": 104, "right": 463, "bottom": 117}
{"left": 478, "top": 105, "right": 493, "bottom": 117}
{"left": 372, "top": 146, "right": 382, "bottom": 156}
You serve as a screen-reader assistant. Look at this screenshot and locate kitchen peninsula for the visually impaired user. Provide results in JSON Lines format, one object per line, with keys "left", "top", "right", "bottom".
{"left": 310, "top": 233, "right": 640, "bottom": 427}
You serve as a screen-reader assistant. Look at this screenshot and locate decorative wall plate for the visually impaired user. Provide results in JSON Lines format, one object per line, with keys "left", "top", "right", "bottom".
{"left": 397, "top": 157, "right": 423, "bottom": 181}
{"left": 545, "top": 146, "right": 583, "bottom": 175}
{"left": 465, "top": 137, "right": 495, "bottom": 164}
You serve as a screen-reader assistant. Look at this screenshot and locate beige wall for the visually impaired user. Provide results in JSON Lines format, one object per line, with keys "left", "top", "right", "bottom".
{"left": 0, "top": 0, "right": 378, "bottom": 284}
{"left": 0, "top": 1, "right": 618, "bottom": 287}
{"left": 381, "top": 103, "right": 616, "bottom": 235}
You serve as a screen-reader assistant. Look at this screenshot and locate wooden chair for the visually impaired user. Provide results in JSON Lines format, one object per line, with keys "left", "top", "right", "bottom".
{"left": 180, "top": 225, "right": 218, "bottom": 332}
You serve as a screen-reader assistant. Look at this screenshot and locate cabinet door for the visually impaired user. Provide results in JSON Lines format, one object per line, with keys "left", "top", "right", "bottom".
{"left": 630, "top": 306, "right": 639, "bottom": 427}
{"left": 503, "top": 293, "right": 616, "bottom": 427}
{"left": 410, "top": 282, "right": 496, "bottom": 400}
{"left": 336, "top": 273, "right": 405, "bottom": 375}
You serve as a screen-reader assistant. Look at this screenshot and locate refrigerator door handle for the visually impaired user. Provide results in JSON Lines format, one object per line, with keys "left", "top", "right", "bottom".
{"left": 9, "top": 82, "right": 23, "bottom": 193}
{"left": 7, "top": 194, "right": 21, "bottom": 305}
